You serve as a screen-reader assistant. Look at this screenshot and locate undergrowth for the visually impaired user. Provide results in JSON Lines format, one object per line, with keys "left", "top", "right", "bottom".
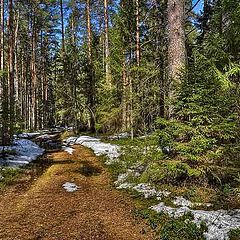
{"left": 134, "top": 200, "right": 207, "bottom": 240}
{"left": 0, "top": 167, "right": 22, "bottom": 190}
{"left": 229, "top": 228, "right": 240, "bottom": 240}
{"left": 107, "top": 131, "right": 240, "bottom": 209}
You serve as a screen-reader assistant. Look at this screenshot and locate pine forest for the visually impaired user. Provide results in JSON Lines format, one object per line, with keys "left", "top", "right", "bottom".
{"left": 0, "top": 1, "right": 239, "bottom": 239}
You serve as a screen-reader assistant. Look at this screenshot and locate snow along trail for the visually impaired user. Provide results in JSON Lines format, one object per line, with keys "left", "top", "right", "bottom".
{"left": 0, "top": 139, "right": 44, "bottom": 167}
{"left": 117, "top": 174, "right": 240, "bottom": 240}
{"left": 0, "top": 143, "right": 153, "bottom": 240}
{"left": 67, "top": 135, "right": 240, "bottom": 240}
{"left": 64, "top": 136, "right": 121, "bottom": 165}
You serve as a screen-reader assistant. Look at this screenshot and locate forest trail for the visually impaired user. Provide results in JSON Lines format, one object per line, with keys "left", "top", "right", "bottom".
{"left": 0, "top": 145, "right": 153, "bottom": 240}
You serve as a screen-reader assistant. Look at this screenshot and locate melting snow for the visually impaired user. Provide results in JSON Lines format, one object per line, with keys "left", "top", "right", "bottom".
{"left": 151, "top": 202, "right": 240, "bottom": 240}
{"left": 62, "top": 182, "right": 80, "bottom": 192}
{"left": 0, "top": 139, "right": 45, "bottom": 167}
{"left": 63, "top": 134, "right": 240, "bottom": 240}
{"left": 62, "top": 146, "right": 75, "bottom": 155}
{"left": 173, "top": 196, "right": 194, "bottom": 207}
{"left": 64, "top": 136, "right": 121, "bottom": 164}
{"left": 117, "top": 182, "right": 135, "bottom": 189}
{"left": 133, "top": 183, "right": 158, "bottom": 198}
{"left": 35, "top": 134, "right": 58, "bottom": 141}
{"left": 17, "top": 132, "right": 41, "bottom": 139}
{"left": 108, "top": 132, "right": 130, "bottom": 140}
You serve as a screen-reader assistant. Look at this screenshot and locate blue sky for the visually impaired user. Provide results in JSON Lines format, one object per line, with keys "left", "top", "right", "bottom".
{"left": 193, "top": 0, "right": 204, "bottom": 13}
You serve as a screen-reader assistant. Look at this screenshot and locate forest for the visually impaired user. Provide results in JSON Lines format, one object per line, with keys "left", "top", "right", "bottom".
{"left": 0, "top": 0, "right": 240, "bottom": 239}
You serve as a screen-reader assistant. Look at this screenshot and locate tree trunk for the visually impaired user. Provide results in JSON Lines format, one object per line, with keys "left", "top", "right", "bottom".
{"left": 136, "top": 0, "right": 140, "bottom": 67}
{"left": 60, "top": 0, "right": 65, "bottom": 53}
{"left": 14, "top": 10, "right": 19, "bottom": 118}
{"left": 122, "top": 50, "right": 128, "bottom": 131}
{"left": 0, "top": 0, "right": 3, "bottom": 71}
{"left": 167, "top": 0, "right": 186, "bottom": 117}
{"left": 8, "top": 0, "right": 15, "bottom": 140}
{"left": 104, "top": 0, "right": 112, "bottom": 88}
{"left": 31, "top": 14, "right": 37, "bottom": 130}
{"left": 0, "top": 0, "right": 9, "bottom": 145}
{"left": 86, "top": 0, "right": 95, "bottom": 132}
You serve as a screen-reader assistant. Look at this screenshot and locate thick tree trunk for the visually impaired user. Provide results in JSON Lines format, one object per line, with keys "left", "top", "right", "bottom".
{"left": 167, "top": 0, "right": 186, "bottom": 117}
{"left": 31, "top": 17, "right": 37, "bottom": 130}
{"left": 0, "top": 0, "right": 3, "bottom": 70}
{"left": 14, "top": 10, "right": 19, "bottom": 116}
{"left": 0, "top": 0, "right": 9, "bottom": 145}
{"left": 86, "top": 0, "right": 95, "bottom": 132}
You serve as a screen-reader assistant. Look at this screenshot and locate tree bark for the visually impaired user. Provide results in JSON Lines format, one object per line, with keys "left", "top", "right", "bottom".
{"left": 86, "top": 0, "right": 95, "bottom": 132}
{"left": 31, "top": 13, "right": 37, "bottom": 130}
{"left": 136, "top": 0, "right": 140, "bottom": 67}
{"left": 0, "top": 0, "right": 3, "bottom": 71}
{"left": 8, "top": 0, "right": 15, "bottom": 139}
{"left": 167, "top": 0, "right": 186, "bottom": 117}
{"left": 104, "top": 0, "right": 112, "bottom": 88}
{"left": 0, "top": 0, "right": 9, "bottom": 145}
{"left": 60, "top": 0, "right": 65, "bottom": 53}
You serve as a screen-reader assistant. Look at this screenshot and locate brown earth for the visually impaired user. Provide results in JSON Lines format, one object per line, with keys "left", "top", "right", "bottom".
{"left": 0, "top": 145, "right": 154, "bottom": 240}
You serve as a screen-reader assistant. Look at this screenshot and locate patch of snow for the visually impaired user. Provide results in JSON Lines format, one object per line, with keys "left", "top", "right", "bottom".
{"left": 62, "top": 146, "right": 75, "bottom": 155}
{"left": 195, "top": 202, "right": 213, "bottom": 208}
{"left": 35, "top": 134, "right": 58, "bottom": 141}
{"left": 62, "top": 182, "right": 80, "bottom": 192}
{"left": 133, "top": 183, "right": 158, "bottom": 198}
{"left": 0, "top": 139, "right": 44, "bottom": 167}
{"left": 108, "top": 132, "right": 130, "bottom": 140}
{"left": 64, "top": 136, "right": 78, "bottom": 145}
{"left": 173, "top": 196, "right": 193, "bottom": 207}
{"left": 151, "top": 202, "right": 190, "bottom": 218}
{"left": 159, "top": 190, "right": 171, "bottom": 197}
{"left": 114, "top": 169, "right": 141, "bottom": 186}
{"left": 151, "top": 202, "right": 240, "bottom": 240}
{"left": 64, "top": 136, "right": 121, "bottom": 165}
{"left": 114, "top": 173, "right": 129, "bottom": 185}
{"left": 17, "top": 132, "right": 41, "bottom": 139}
{"left": 117, "top": 183, "right": 135, "bottom": 189}
{"left": 130, "top": 183, "right": 172, "bottom": 200}
{"left": 173, "top": 196, "right": 212, "bottom": 208}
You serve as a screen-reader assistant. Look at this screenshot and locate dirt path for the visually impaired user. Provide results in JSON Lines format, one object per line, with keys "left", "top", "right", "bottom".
{"left": 0, "top": 145, "right": 153, "bottom": 240}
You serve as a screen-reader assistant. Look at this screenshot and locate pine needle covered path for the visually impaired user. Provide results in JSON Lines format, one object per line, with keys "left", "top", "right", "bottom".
{"left": 0, "top": 145, "right": 153, "bottom": 240}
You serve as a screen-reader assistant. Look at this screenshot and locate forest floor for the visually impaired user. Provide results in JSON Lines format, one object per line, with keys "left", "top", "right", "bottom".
{"left": 0, "top": 144, "right": 153, "bottom": 240}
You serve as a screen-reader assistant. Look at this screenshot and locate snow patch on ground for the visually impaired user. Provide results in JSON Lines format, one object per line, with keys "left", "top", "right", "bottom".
{"left": 108, "top": 132, "right": 130, "bottom": 140}
{"left": 64, "top": 136, "right": 121, "bottom": 164}
{"left": 62, "top": 182, "right": 80, "bottom": 192}
{"left": 151, "top": 202, "right": 240, "bottom": 240}
{"left": 63, "top": 135, "right": 240, "bottom": 240}
{"left": 62, "top": 146, "right": 75, "bottom": 155}
{"left": 132, "top": 183, "right": 171, "bottom": 200}
{"left": 35, "top": 134, "right": 58, "bottom": 141}
{"left": 173, "top": 196, "right": 194, "bottom": 207}
{"left": 173, "top": 196, "right": 212, "bottom": 208}
{"left": 116, "top": 182, "right": 135, "bottom": 190}
{"left": 133, "top": 183, "right": 158, "bottom": 198}
{"left": 115, "top": 170, "right": 239, "bottom": 240}
{"left": 0, "top": 139, "right": 45, "bottom": 167}
{"left": 17, "top": 132, "right": 41, "bottom": 139}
